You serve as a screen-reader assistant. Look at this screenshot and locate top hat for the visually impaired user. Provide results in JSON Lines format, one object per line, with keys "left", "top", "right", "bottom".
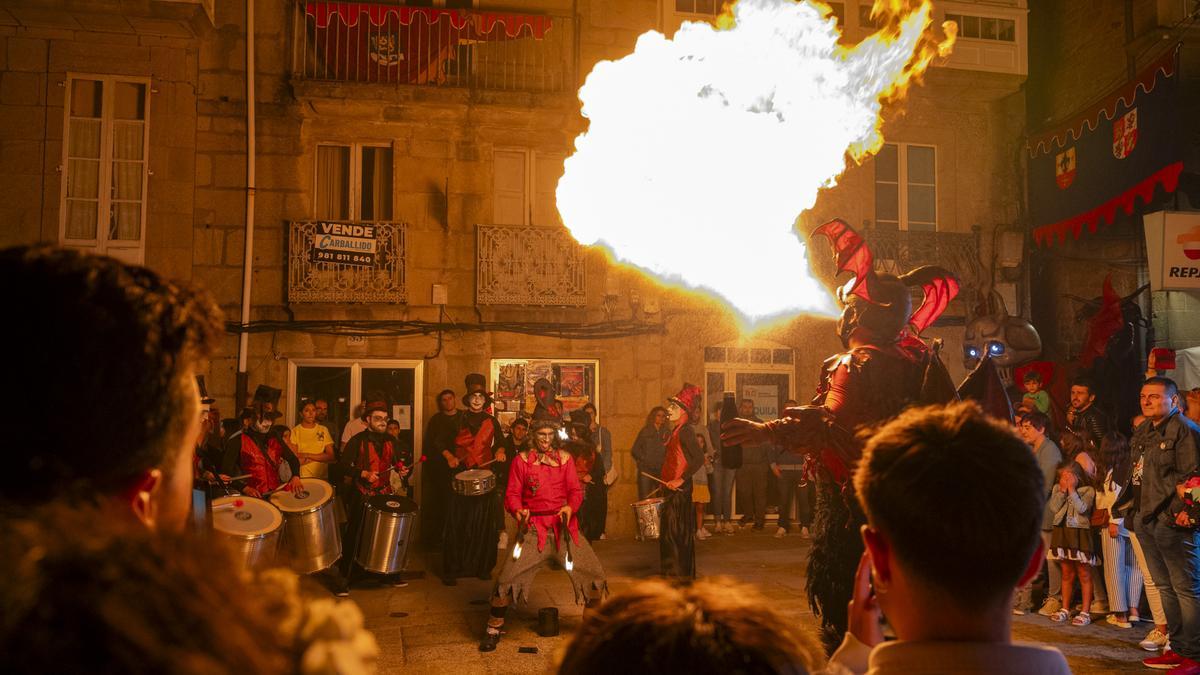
{"left": 668, "top": 383, "right": 702, "bottom": 417}
{"left": 462, "top": 373, "right": 494, "bottom": 407}
{"left": 196, "top": 375, "right": 216, "bottom": 405}
{"left": 364, "top": 399, "right": 389, "bottom": 416}
{"left": 252, "top": 384, "right": 282, "bottom": 407}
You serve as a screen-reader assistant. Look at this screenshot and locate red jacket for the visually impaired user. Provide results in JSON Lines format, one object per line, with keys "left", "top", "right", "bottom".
{"left": 505, "top": 448, "right": 582, "bottom": 552}
{"left": 240, "top": 433, "right": 287, "bottom": 494}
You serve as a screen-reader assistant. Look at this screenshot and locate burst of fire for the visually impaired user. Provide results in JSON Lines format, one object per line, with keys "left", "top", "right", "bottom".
{"left": 556, "top": 0, "right": 955, "bottom": 322}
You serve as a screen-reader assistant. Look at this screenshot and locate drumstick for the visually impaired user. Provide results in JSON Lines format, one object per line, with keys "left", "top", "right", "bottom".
{"left": 477, "top": 458, "right": 499, "bottom": 468}
{"left": 640, "top": 471, "right": 669, "bottom": 486}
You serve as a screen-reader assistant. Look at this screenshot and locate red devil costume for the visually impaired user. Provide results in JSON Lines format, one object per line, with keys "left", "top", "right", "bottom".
{"left": 660, "top": 384, "right": 705, "bottom": 579}
{"left": 737, "top": 219, "right": 960, "bottom": 651}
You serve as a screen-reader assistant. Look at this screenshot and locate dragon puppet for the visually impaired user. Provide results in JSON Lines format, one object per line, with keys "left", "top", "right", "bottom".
{"left": 724, "top": 219, "right": 961, "bottom": 652}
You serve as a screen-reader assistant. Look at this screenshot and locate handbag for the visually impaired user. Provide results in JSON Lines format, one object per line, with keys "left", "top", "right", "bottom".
{"left": 1089, "top": 507, "right": 1109, "bottom": 528}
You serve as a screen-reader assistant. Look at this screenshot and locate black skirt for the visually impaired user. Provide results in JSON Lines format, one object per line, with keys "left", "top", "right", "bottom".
{"left": 659, "top": 487, "right": 696, "bottom": 579}
{"left": 442, "top": 492, "right": 500, "bottom": 578}
{"left": 579, "top": 481, "right": 607, "bottom": 541}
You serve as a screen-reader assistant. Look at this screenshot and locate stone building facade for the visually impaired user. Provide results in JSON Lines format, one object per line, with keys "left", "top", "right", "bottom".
{"left": 0, "top": 0, "right": 1027, "bottom": 535}
{"left": 1026, "top": 0, "right": 1200, "bottom": 359}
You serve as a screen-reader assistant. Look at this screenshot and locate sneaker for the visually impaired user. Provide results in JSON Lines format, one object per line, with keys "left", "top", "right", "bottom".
{"left": 696, "top": 528, "right": 711, "bottom": 540}
{"left": 1037, "top": 597, "right": 1062, "bottom": 617}
{"left": 1142, "top": 628, "right": 1170, "bottom": 652}
{"left": 497, "top": 531, "right": 508, "bottom": 549}
{"left": 1012, "top": 607, "right": 1027, "bottom": 616}
{"left": 1105, "top": 614, "right": 1132, "bottom": 629}
{"left": 741, "top": 521, "right": 756, "bottom": 530}
{"left": 1130, "top": 611, "right": 1143, "bottom": 623}
{"left": 722, "top": 521, "right": 736, "bottom": 535}
{"left": 1166, "top": 658, "right": 1200, "bottom": 675}
{"left": 334, "top": 586, "right": 350, "bottom": 598}
{"left": 800, "top": 526, "right": 811, "bottom": 539}
{"left": 390, "top": 577, "right": 409, "bottom": 588}
{"left": 1145, "top": 650, "right": 1185, "bottom": 670}
{"left": 774, "top": 527, "right": 787, "bottom": 538}
{"left": 1090, "top": 599, "right": 1109, "bottom": 615}
{"left": 599, "top": 533, "right": 607, "bottom": 540}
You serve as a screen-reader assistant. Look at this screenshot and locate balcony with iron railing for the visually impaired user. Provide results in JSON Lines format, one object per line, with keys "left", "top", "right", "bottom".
{"left": 290, "top": 1, "right": 576, "bottom": 94}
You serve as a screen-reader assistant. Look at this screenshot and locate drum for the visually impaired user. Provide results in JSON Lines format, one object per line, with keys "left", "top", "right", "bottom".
{"left": 452, "top": 469, "right": 496, "bottom": 496}
{"left": 631, "top": 498, "right": 665, "bottom": 540}
{"left": 355, "top": 495, "right": 418, "bottom": 574}
{"left": 211, "top": 496, "right": 282, "bottom": 569}
{"left": 270, "top": 478, "right": 341, "bottom": 574}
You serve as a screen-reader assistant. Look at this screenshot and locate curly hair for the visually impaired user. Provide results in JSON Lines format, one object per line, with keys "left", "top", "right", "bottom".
{"left": 0, "top": 505, "right": 294, "bottom": 674}
{"left": 1, "top": 246, "right": 223, "bottom": 504}
{"left": 556, "top": 577, "right": 820, "bottom": 675}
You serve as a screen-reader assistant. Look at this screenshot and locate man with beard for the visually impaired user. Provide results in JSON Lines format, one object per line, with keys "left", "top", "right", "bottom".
{"left": 337, "top": 399, "right": 410, "bottom": 594}
{"left": 479, "top": 416, "right": 608, "bottom": 652}
{"left": 1, "top": 245, "right": 222, "bottom": 531}
{"left": 1066, "top": 376, "right": 1108, "bottom": 449}
{"left": 421, "top": 388, "right": 460, "bottom": 548}
{"left": 441, "top": 373, "right": 502, "bottom": 585}
{"left": 237, "top": 405, "right": 303, "bottom": 499}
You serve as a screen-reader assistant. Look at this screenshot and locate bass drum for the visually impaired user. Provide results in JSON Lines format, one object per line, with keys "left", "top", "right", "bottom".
{"left": 356, "top": 495, "right": 418, "bottom": 575}
{"left": 270, "top": 478, "right": 341, "bottom": 574}
{"left": 211, "top": 496, "right": 282, "bottom": 569}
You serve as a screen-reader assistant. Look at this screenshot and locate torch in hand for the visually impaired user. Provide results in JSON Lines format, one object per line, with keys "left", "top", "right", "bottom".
{"left": 561, "top": 511, "right": 574, "bottom": 572}
{"left": 512, "top": 510, "right": 530, "bottom": 560}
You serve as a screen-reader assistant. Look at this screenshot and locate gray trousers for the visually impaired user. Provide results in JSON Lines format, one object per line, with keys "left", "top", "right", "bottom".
{"left": 736, "top": 463, "right": 770, "bottom": 528}
{"left": 709, "top": 464, "right": 736, "bottom": 520}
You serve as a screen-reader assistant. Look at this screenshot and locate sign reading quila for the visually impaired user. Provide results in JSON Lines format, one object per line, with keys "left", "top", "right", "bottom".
{"left": 1143, "top": 211, "right": 1200, "bottom": 292}
{"left": 309, "top": 222, "right": 378, "bottom": 267}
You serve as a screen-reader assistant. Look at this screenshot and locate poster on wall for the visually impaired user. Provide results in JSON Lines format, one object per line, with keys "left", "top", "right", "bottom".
{"left": 744, "top": 384, "right": 779, "bottom": 420}
{"left": 1144, "top": 211, "right": 1200, "bottom": 292}
{"left": 491, "top": 358, "right": 600, "bottom": 427}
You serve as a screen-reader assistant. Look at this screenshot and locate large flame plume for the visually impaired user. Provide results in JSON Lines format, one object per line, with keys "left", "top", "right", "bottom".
{"left": 556, "top": 0, "right": 954, "bottom": 322}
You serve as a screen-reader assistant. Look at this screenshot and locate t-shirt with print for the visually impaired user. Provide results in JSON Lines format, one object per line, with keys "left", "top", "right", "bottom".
{"left": 292, "top": 423, "right": 333, "bottom": 479}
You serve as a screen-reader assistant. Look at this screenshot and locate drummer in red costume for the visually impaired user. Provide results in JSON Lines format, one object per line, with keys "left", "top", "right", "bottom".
{"left": 337, "top": 398, "right": 410, "bottom": 594}
{"left": 659, "top": 384, "right": 705, "bottom": 579}
{"left": 441, "top": 373, "right": 503, "bottom": 585}
{"left": 239, "top": 405, "right": 302, "bottom": 498}
{"left": 479, "top": 416, "right": 608, "bottom": 652}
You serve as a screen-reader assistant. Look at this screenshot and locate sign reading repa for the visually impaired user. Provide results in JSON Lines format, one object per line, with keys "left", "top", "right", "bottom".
{"left": 1143, "top": 211, "right": 1200, "bottom": 292}
{"left": 309, "top": 221, "right": 377, "bottom": 267}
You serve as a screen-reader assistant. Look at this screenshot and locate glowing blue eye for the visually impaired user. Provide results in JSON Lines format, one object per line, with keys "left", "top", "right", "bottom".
{"left": 988, "top": 342, "right": 1006, "bottom": 355}
{"left": 966, "top": 347, "right": 979, "bottom": 358}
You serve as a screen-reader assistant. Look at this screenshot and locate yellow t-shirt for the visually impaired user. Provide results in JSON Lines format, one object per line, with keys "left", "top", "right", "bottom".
{"left": 292, "top": 424, "right": 333, "bottom": 479}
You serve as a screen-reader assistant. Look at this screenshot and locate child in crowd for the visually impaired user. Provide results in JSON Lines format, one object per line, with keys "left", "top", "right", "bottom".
{"left": 1096, "top": 431, "right": 1144, "bottom": 629}
{"left": 1059, "top": 430, "right": 1098, "bottom": 479}
{"left": 1022, "top": 371, "right": 1051, "bottom": 414}
{"left": 1046, "top": 461, "right": 1099, "bottom": 626}
{"left": 693, "top": 431, "right": 713, "bottom": 540}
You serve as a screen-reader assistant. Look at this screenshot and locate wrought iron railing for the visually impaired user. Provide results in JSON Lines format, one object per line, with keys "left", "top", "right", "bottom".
{"left": 476, "top": 224, "right": 586, "bottom": 306}
{"left": 866, "top": 228, "right": 979, "bottom": 277}
{"left": 291, "top": 1, "right": 576, "bottom": 93}
{"left": 288, "top": 220, "right": 407, "bottom": 303}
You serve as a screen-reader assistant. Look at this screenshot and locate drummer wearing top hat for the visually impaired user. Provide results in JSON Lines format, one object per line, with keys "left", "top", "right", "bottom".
{"left": 238, "top": 402, "right": 302, "bottom": 500}
{"left": 479, "top": 414, "right": 608, "bottom": 653}
{"left": 659, "top": 384, "right": 706, "bottom": 580}
{"left": 441, "top": 373, "right": 504, "bottom": 585}
{"left": 336, "top": 398, "right": 409, "bottom": 594}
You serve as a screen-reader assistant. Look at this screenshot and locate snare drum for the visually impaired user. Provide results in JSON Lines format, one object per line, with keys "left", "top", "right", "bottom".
{"left": 631, "top": 498, "right": 665, "bottom": 540}
{"left": 452, "top": 469, "right": 496, "bottom": 496}
{"left": 211, "top": 496, "right": 282, "bottom": 569}
{"left": 356, "top": 495, "right": 418, "bottom": 574}
{"left": 270, "top": 478, "right": 341, "bottom": 574}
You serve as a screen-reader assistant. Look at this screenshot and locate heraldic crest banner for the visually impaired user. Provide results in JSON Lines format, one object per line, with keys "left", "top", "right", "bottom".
{"left": 1027, "top": 44, "right": 1182, "bottom": 247}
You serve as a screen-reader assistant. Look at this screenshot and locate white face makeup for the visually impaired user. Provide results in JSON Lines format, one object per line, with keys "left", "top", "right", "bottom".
{"left": 468, "top": 392, "right": 486, "bottom": 413}
{"left": 667, "top": 401, "right": 683, "bottom": 422}
{"left": 535, "top": 429, "right": 556, "bottom": 451}
{"left": 367, "top": 412, "right": 388, "bottom": 433}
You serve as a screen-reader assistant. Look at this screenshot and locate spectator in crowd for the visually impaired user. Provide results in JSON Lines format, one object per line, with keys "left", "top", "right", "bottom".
{"left": 1096, "top": 431, "right": 1144, "bottom": 629}
{"left": 693, "top": 430, "right": 714, "bottom": 540}
{"left": 632, "top": 406, "right": 670, "bottom": 501}
{"left": 314, "top": 398, "right": 331, "bottom": 424}
{"left": 1021, "top": 370, "right": 1052, "bottom": 415}
{"left": 1131, "top": 377, "right": 1200, "bottom": 672}
{"left": 707, "top": 401, "right": 737, "bottom": 535}
{"left": 735, "top": 398, "right": 771, "bottom": 531}
{"left": 386, "top": 418, "right": 415, "bottom": 493}
{"left": 1014, "top": 411, "right": 1063, "bottom": 616}
{"left": 825, "top": 401, "right": 1070, "bottom": 674}
{"left": 293, "top": 401, "right": 335, "bottom": 480}
{"left": 557, "top": 577, "right": 822, "bottom": 675}
{"left": 772, "top": 398, "right": 812, "bottom": 539}
{"left": 1066, "top": 376, "right": 1108, "bottom": 449}
{"left": 1059, "top": 429, "right": 1098, "bottom": 479}
{"left": 503, "top": 417, "right": 531, "bottom": 455}
{"left": 1, "top": 245, "right": 222, "bottom": 531}
{"left": 1045, "top": 461, "right": 1099, "bottom": 626}
{"left": 341, "top": 401, "right": 369, "bottom": 447}
{"left": 582, "top": 402, "right": 617, "bottom": 489}
{"left": 421, "top": 388, "right": 461, "bottom": 548}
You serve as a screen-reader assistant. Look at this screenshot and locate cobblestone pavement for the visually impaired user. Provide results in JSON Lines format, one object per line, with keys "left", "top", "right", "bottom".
{"left": 347, "top": 530, "right": 1150, "bottom": 673}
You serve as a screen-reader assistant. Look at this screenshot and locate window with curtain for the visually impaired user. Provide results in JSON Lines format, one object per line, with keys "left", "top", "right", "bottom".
{"left": 873, "top": 143, "right": 937, "bottom": 232}
{"left": 315, "top": 143, "right": 392, "bottom": 221}
{"left": 61, "top": 76, "right": 148, "bottom": 261}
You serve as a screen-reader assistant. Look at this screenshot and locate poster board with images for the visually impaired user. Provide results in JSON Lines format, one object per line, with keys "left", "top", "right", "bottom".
{"left": 489, "top": 358, "right": 600, "bottom": 432}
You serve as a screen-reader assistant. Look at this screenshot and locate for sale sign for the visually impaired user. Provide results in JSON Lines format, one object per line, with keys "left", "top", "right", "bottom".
{"left": 309, "top": 222, "right": 377, "bottom": 267}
